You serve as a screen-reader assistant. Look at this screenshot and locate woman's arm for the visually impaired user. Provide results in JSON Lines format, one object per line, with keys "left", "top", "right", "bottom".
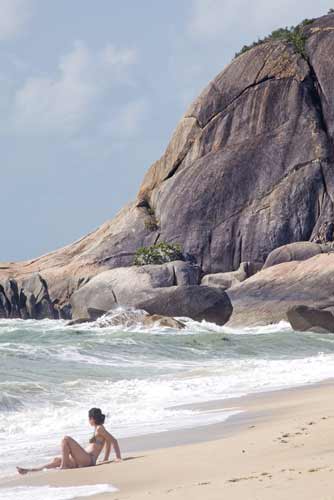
{"left": 99, "top": 427, "right": 122, "bottom": 461}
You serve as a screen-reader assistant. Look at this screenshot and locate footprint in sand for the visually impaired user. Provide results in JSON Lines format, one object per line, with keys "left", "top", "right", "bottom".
{"left": 308, "top": 467, "right": 327, "bottom": 473}
{"left": 227, "top": 475, "right": 256, "bottom": 483}
{"left": 228, "top": 472, "right": 272, "bottom": 484}
{"left": 166, "top": 486, "right": 183, "bottom": 493}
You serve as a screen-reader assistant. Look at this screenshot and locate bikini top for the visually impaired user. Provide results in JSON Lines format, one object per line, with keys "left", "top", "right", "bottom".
{"left": 89, "top": 434, "right": 104, "bottom": 446}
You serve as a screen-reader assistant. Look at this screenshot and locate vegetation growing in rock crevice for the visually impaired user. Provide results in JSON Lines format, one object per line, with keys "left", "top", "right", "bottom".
{"left": 234, "top": 18, "right": 315, "bottom": 59}
{"left": 143, "top": 206, "right": 159, "bottom": 232}
{"left": 134, "top": 242, "right": 183, "bottom": 266}
{"left": 144, "top": 219, "right": 159, "bottom": 231}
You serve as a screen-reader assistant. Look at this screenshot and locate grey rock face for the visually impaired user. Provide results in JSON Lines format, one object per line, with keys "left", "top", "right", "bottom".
{"left": 171, "top": 261, "right": 201, "bottom": 285}
{"left": 201, "top": 262, "right": 261, "bottom": 289}
{"left": 138, "top": 30, "right": 334, "bottom": 275}
{"left": 263, "top": 242, "right": 322, "bottom": 269}
{"left": 70, "top": 262, "right": 201, "bottom": 321}
{"left": 3, "top": 280, "right": 20, "bottom": 317}
{"left": 20, "top": 274, "right": 57, "bottom": 319}
{"left": 311, "top": 221, "right": 334, "bottom": 244}
{"left": 227, "top": 253, "right": 334, "bottom": 326}
{"left": 0, "top": 274, "right": 57, "bottom": 320}
{"left": 70, "top": 275, "right": 117, "bottom": 322}
{"left": 0, "top": 285, "right": 11, "bottom": 317}
{"left": 71, "top": 270, "right": 232, "bottom": 325}
{"left": 133, "top": 286, "right": 233, "bottom": 325}
{"left": 305, "top": 14, "right": 334, "bottom": 146}
{"left": 287, "top": 305, "right": 334, "bottom": 333}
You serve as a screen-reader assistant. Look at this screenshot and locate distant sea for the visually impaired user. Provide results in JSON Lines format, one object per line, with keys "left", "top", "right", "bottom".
{"left": 1, "top": 309, "right": 334, "bottom": 498}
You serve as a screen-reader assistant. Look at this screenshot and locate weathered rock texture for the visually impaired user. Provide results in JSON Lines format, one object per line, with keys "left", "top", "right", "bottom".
{"left": 201, "top": 262, "right": 261, "bottom": 289}
{"left": 227, "top": 253, "right": 334, "bottom": 326}
{"left": 70, "top": 264, "right": 232, "bottom": 326}
{"left": 0, "top": 274, "right": 59, "bottom": 319}
{"left": 1, "top": 13, "right": 334, "bottom": 319}
{"left": 287, "top": 305, "right": 334, "bottom": 333}
{"left": 263, "top": 242, "right": 323, "bottom": 269}
{"left": 70, "top": 261, "right": 200, "bottom": 321}
{"left": 132, "top": 286, "right": 233, "bottom": 326}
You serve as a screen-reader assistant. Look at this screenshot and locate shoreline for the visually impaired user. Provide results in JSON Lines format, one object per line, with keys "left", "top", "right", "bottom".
{"left": 2, "top": 378, "right": 334, "bottom": 499}
{"left": 117, "top": 378, "right": 334, "bottom": 454}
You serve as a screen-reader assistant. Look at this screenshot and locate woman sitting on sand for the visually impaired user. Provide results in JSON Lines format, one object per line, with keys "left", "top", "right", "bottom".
{"left": 17, "top": 408, "right": 122, "bottom": 474}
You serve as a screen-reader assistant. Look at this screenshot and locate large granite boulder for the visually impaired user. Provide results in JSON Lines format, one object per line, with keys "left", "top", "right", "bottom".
{"left": 263, "top": 242, "right": 322, "bottom": 269}
{"left": 71, "top": 272, "right": 232, "bottom": 325}
{"left": 70, "top": 276, "right": 117, "bottom": 322}
{"left": 132, "top": 286, "right": 233, "bottom": 325}
{"left": 0, "top": 274, "right": 57, "bottom": 320}
{"left": 70, "top": 262, "right": 201, "bottom": 321}
{"left": 20, "top": 274, "right": 57, "bottom": 319}
{"left": 201, "top": 261, "right": 261, "bottom": 289}
{"left": 287, "top": 305, "right": 334, "bottom": 333}
{"left": 227, "top": 253, "right": 334, "bottom": 326}
{"left": 1, "top": 13, "right": 334, "bottom": 319}
{"left": 0, "top": 284, "right": 11, "bottom": 317}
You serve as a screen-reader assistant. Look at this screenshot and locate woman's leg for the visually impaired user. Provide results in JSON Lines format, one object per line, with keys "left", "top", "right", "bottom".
{"left": 60, "top": 436, "right": 92, "bottom": 469}
{"left": 17, "top": 456, "right": 61, "bottom": 475}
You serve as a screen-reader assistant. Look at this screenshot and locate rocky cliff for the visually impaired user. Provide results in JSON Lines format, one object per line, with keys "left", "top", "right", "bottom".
{"left": 1, "top": 12, "right": 334, "bottom": 321}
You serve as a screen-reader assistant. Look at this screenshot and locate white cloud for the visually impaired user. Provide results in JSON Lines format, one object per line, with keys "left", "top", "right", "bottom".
{"left": 188, "top": 0, "right": 233, "bottom": 39}
{"left": 0, "top": 0, "right": 32, "bottom": 40}
{"left": 188, "top": 0, "right": 333, "bottom": 41}
{"left": 102, "top": 98, "right": 148, "bottom": 139}
{"left": 13, "top": 41, "right": 138, "bottom": 135}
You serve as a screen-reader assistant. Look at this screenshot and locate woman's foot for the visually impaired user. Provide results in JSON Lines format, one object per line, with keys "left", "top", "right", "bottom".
{"left": 16, "top": 467, "right": 29, "bottom": 475}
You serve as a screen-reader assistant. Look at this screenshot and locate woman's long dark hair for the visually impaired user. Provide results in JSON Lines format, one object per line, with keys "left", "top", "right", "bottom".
{"left": 88, "top": 407, "right": 105, "bottom": 425}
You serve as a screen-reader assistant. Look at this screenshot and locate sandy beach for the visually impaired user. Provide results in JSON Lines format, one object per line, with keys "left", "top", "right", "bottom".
{"left": 2, "top": 381, "right": 334, "bottom": 500}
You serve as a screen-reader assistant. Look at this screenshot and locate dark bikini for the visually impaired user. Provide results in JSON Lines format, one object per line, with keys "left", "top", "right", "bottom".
{"left": 88, "top": 435, "right": 104, "bottom": 466}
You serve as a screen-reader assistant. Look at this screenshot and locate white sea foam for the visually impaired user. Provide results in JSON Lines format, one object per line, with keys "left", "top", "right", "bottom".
{"left": 2, "top": 351, "right": 334, "bottom": 480}
{"left": 72, "top": 308, "right": 294, "bottom": 336}
{"left": 0, "top": 484, "right": 118, "bottom": 500}
{"left": 1, "top": 316, "right": 334, "bottom": 486}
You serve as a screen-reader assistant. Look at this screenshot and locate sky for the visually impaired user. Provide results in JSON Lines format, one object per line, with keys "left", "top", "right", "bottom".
{"left": 1, "top": 0, "right": 332, "bottom": 261}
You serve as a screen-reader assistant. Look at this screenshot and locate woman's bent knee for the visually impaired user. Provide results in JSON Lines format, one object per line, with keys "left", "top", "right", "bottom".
{"left": 61, "top": 436, "right": 71, "bottom": 445}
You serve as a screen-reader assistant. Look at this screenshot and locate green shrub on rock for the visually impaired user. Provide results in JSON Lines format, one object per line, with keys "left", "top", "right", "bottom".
{"left": 234, "top": 18, "right": 314, "bottom": 59}
{"left": 133, "top": 242, "right": 183, "bottom": 266}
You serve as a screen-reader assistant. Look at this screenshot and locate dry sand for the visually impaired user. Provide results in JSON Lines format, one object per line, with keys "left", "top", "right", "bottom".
{"left": 2, "top": 381, "right": 334, "bottom": 499}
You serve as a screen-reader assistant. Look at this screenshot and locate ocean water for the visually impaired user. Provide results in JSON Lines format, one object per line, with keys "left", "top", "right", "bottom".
{"left": 1, "top": 309, "right": 334, "bottom": 498}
